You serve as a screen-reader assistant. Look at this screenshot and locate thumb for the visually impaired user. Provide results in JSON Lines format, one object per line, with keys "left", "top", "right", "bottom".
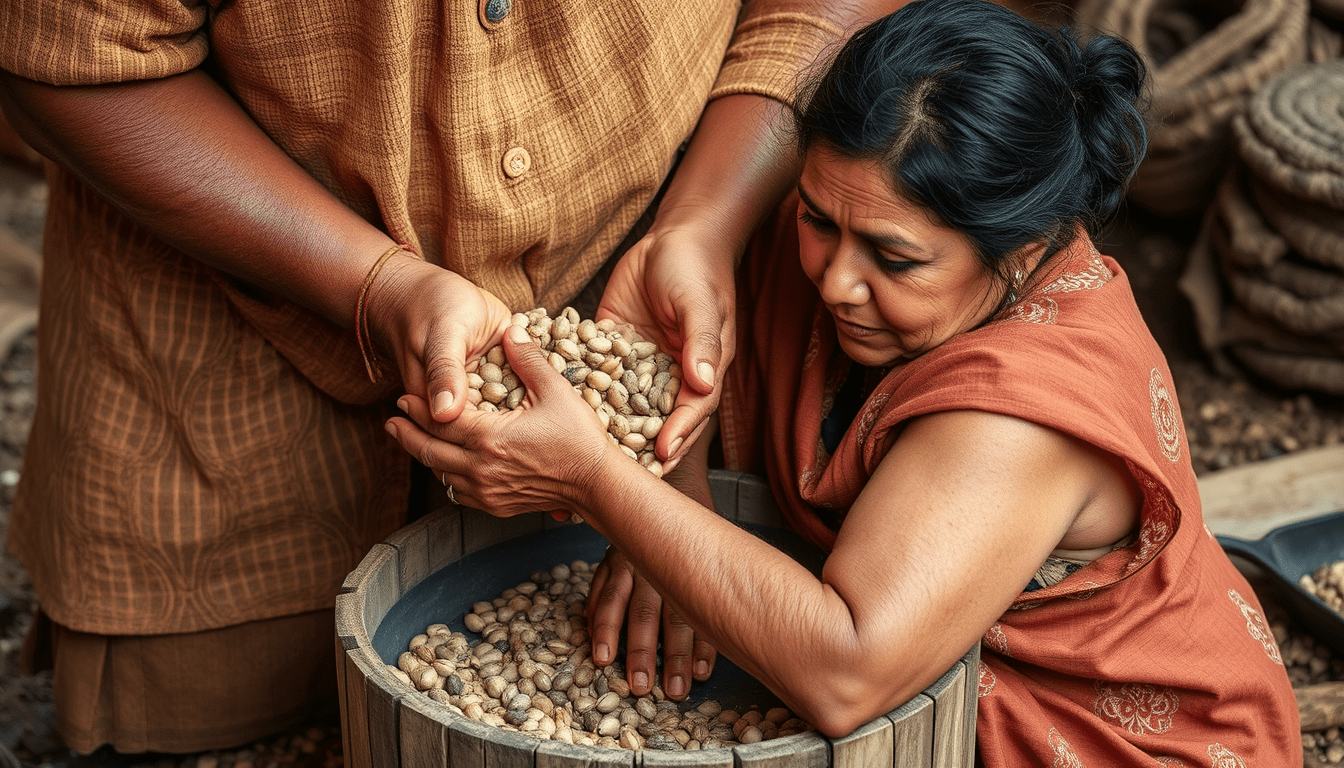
{"left": 425, "top": 329, "right": 468, "bottom": 423}
{"left": 502, "top": 325, "right": 567, "bottom": 399}
{"left": 677, "top": 294, "right": 731, "bottom": 395}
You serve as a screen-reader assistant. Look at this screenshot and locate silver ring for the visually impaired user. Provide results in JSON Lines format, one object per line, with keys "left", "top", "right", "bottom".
{"left": 440, "top": 471, "right": 449, "bottom": 487}
{"left": 447, "top": 484, "right": 458, "bottom": 505}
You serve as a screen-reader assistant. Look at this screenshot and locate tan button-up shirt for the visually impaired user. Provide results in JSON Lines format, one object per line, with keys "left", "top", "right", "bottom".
{"left": 0, "top": 0, "right": 843, "bottom": 634}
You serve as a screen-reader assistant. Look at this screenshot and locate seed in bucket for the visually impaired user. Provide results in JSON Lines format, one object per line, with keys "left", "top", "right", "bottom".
{"left": 389, "top": 561, "right": 810, "bottom": 750}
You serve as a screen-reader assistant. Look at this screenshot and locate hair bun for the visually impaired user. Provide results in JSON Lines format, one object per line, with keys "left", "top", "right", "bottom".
{"left": 1070, "top": 34, "right": 1148, "bottom": 219}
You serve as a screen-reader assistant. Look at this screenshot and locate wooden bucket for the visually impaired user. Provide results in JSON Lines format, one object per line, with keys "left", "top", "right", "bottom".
{"left": 336, "top": 470, "right": 980, "bottom": 768}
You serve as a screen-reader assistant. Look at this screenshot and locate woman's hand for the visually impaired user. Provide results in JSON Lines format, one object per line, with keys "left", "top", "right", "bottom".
{"left": 366, "top": 257, "right": 514, "bottom": 423}
{"left": 587, "top": 546, "right": 718, "bottom": 701}
{"left": 384, "top": 325, "right": 622, "bottom": 516}
{"left": 599, "top": 224, "right": 736, "bottom": 471}
{"left": 597, "top": 93, "right": 803, "bottom": 472}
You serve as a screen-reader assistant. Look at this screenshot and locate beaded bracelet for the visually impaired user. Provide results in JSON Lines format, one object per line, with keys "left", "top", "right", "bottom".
{"left": 355, "top": 244, "right": 418, "bottom": 383}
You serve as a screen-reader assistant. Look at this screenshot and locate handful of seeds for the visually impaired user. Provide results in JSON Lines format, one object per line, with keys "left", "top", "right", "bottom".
{"left": 389, "top": 560, "right": 809, "bottom": 750}
{"left": 465, "top": 307, "right": 680, "bottom": 479}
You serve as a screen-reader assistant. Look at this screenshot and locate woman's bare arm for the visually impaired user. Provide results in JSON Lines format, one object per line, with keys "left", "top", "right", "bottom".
{"left": 387, "top": 328, "right": 1121, "bottom": 736}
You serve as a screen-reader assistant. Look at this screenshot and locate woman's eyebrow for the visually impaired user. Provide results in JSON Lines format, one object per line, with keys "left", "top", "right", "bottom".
{"left": 797, "top": 184, "right": 922, "bottom": 253}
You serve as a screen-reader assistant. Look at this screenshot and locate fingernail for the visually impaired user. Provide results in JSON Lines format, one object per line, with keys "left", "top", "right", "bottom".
{"left": 697, "top": 361, "right": 714, "bottom": 384}
{"left": 396, "top": 397, "right": 409, "bottom": 414}
{"left": 668, "top": 675, "right": 686, "bottom": 698}
{"left": 432, "top": 391, "right": 452, "bottom": 415}
{"left": 596, "top": 642, "right": 609, "bottom": 663}
{"left": 634, "top": 671, "right": 649, "bottom": 691}
{"left": 695, "top": 660, "right": 709, "bottom": 677}
{"left": 668, "top": 437, "right": 684, "bottom": 456}
{"left": 507, "top": 325, "right": 529, "bottom": 344}
{"left": 384, "top": 422, "right": 398, "bottom": 438}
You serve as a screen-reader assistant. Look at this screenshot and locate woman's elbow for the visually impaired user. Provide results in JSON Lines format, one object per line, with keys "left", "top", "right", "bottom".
{"left": 787, "top": 666, "right": 924, "bottom": 739}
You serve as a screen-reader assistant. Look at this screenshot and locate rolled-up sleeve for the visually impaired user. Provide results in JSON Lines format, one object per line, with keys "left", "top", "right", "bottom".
{"left": 0, "top": 0, "right": 208, "bottom": 85}
{"left": 709, "top": 7, "right": 847, "bottom": 106}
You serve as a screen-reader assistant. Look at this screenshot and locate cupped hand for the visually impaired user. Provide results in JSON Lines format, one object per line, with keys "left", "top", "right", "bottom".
{"left": 366, "top": 257, "right": 514, "bottom": 423}
{"left": 587, "top": 546, "right": 717, "bottom": 700}
{"left": 384, "top": 325, "right": 621, "bottom": 516}
{"left": 598, "top": 226, "right": 736, "bottom": 469}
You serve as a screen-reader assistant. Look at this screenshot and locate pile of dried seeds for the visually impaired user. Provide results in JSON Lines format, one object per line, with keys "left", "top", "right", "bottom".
{"left": 388, "top": 560, "right": 808, "bottom": 750}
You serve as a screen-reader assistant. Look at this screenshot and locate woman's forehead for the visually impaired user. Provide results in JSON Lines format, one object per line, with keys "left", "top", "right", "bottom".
{"left": 799, "top": 150, "right": 951, "bottom": 244}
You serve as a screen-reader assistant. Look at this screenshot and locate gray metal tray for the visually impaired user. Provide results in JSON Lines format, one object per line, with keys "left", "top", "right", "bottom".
{"left": 1218, "top": 509, "right": 1344, "bottom": 658}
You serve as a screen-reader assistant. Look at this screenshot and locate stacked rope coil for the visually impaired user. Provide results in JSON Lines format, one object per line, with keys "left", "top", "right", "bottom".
{"left": 1074, "top": 0, "right": 1314, "bottom": 217}
{"left": 1179, "top": 61, "right": 1344, "bottom": 395}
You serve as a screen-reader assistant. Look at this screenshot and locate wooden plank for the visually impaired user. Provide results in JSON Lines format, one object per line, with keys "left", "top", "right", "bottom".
{"left": 831, "top": 714, "right": 893, "bottom": 768}
{"left": 386, "top": 507, "right": 466, "bottom": 593}
{"left": 887, "top": 694, "right": 933, "bottom": 768}
{"left": 335, "top": 630, "right": 353, "bottom": 768}
{"left": 925, "top": 662, "right": 970, "bottom": 768}
{"left": 349, "top": 643, "right": 407, "bottom": 768}
{"left": 706, "top": 469, "right": 740, "bottom": 519}
{"left": 340, "top": 543, "right": 401, "bottom": 639}
{"left": 366, "top": 662, "right": 403, "bottom": 768}
{"left": 398, "top": 693, "right": 450, "bottom": 768}
{"left": 336, "top": 591, "right": 373, "bottom": 768}
{"left": 343, "top": 649, "right": 374, "bottom": 768}
{"left": 364, "top": 545, "right": 403, "bottom": 642}
{"left": 639, "top": 747, "right": 733, "bottom": 768}
{"left": 733, "top": 731, "right": 829, "bottom": 768}
{"left": 735, "top": 474, "right": 784, "bottom": 528}
{"left": 462, "top": 507, "right": 546, "bottom": 554}
{"left": 446, "top": 715, "right": 492, "bottom": 768}
{"left": 536, "top": 739, "right": 634, "bottom": 768}
{"left": 959, "top": 644, "right": 980, "bottom": 761}
{"left": 481, "top": 725, "right": 540, "bottom": 768}
{"left": 386, "top": 517, "right": 431, "bottom": 596}
{"left": 1201, "top": 445, "right": 1344, "bottom": 540}
{"left": 425, "top": 506, "right": 465, "bottom": 574}
{"left": 343, "top": 541, "right": 399, "bottom": 594}
{"left": 336, "top": 592, "right": 370, "bottom": 650}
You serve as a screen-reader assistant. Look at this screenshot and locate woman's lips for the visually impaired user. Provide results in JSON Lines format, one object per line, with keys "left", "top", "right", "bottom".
{"left": 832, "top": 313, "right": 884, "bottom": 339}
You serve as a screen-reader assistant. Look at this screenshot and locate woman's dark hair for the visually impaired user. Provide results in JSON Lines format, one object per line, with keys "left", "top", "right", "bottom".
{"left": 793, "top": 0, "right": 1147, "bottom": 294}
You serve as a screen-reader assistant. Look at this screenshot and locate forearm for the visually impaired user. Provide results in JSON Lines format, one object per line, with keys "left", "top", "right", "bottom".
{"left": 573, "top": 454, "right": 919, "bottom": 736}
{"left": 653, "top": 94, "right": 800, "bottom": 258}
{"left": 0, "top": 68, "right": 396, "bottom": 327}
{"left": 659, "top": 2, "right": 913, "bottom": 254}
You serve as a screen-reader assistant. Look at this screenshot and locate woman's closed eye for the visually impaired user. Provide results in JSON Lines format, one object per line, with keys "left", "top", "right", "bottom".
{"left": 876, "top": 251, "right": 918, "bottom": 273}
{"left": 799, "top": 209, "right": 836, "bottom": 233}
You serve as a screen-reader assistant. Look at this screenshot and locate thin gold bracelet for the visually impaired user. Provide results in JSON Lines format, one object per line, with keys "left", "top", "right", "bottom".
{"left": 355, "top": 244, "right": 416, "bottom": 383}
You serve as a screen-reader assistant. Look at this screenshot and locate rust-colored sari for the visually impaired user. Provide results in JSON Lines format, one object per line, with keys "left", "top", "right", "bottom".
{"left": 721, "top": 199, "right": 1300, "bottom": 766}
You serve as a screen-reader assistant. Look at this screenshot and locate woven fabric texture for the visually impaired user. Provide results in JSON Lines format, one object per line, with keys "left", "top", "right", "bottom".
{"left": 0, "top": 0, "right": 846, "bottom": 635}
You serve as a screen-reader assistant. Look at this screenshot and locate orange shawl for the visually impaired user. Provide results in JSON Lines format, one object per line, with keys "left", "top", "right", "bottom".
{"left": 721, "top": 200, "right": 1300, "bottom": 765}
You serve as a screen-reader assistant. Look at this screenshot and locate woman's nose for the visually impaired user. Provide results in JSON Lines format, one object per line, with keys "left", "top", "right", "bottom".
{"left": 818, "top": 249, "right": 868, "bottom": 307}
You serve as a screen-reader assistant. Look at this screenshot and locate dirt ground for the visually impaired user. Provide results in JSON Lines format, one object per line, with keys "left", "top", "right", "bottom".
{"left": 0, "top": 153, "right": 1341, "bottom": 767}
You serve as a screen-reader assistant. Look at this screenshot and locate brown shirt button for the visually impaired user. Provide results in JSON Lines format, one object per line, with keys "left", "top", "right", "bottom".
{"left": 502, "top": 147, "right": 531, "bottom": 179}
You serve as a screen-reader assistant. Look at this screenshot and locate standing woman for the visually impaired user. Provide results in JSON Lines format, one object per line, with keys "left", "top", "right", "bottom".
{"left": 0, "top": 0, "right": 899, "bottom": 755}
{"left": 389, "top": 0, "right": 1301, "bottom": 763}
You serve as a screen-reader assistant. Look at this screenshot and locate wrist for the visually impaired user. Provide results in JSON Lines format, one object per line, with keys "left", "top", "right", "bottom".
{"left": 652, "top": 94, "right": 800, "bottom": 258}
{"left": 360, "top": 249, "right": 431, "bottom": 378}
{"left": 646, "top": 200, "right": 752, "bottom": 260}
{"left": 566, "top": 444, "right": 652, "bottom": 526}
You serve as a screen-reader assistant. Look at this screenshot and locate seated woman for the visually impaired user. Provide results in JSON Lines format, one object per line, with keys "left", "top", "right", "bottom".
{"left": 385, "top": 0, "right": 1299, "bottom": 763}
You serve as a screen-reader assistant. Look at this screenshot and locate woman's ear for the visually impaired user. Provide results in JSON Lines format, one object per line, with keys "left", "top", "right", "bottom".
{"left": 1005, "top": 240, "right": 1048, "bottom": 300}
{"left": 1015, "top": 239, "right": 1048, "bottom": 277}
